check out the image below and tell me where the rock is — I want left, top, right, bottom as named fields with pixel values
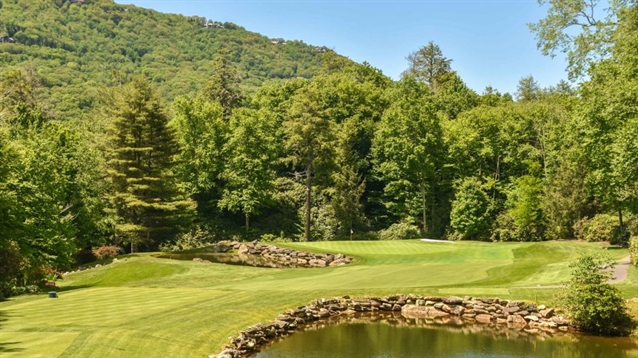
left=525, top=315, right=539, bottom=322
left=538, top=304, right=547, bottom=310
left=444, top=296, right=464, bottom=305
left=509, top=315, right=528, bottom=328
left=539, top=308, right=555, bottom=319
left=309, top=259, right=327, bottom=267
left=401, top=305, right=450, bottom=319
left=475, top=314, right=492, bottom=324
left=329, top=259, right=347, bottom=266
left=551, top=316, right=570, bottom=326
left=450, top=305, right=465, bottom=316
left=504, top=306, right=520, bottom=314
left=238, top=244, right=249, bottom=255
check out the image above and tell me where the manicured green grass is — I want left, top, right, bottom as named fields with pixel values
left=0, top=240, right=633, bottom=357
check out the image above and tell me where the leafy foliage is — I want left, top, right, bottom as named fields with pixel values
left=557, top=253, right=632, bottom=335
left=92, top=245, right=122, bottom=260
left=450, top=177, right=491, bottom=240
left=378, top=222, right=421, bottom=241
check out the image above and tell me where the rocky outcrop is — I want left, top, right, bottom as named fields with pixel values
left=203, top=241, right=354, bottom=268
left=209, top=294, right=571, bottom=358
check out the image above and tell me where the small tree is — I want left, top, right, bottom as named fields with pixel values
left=450, top=177, right=490, bottom=240
left=558, top=253, right=632, bottom=335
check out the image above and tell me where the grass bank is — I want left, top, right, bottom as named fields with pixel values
left=0, top=240, right=634, bottom=357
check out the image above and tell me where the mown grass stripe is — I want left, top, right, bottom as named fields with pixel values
left=0, top=240, right=630, bottom=358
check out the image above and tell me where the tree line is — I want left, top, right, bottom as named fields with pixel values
left=0, top=0, right=637, bottom=298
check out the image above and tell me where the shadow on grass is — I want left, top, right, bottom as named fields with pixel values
left=605, top=246, right=628, bottom=251
left=0, top=310, right=24, bottom=354
left=56, top=284, right=92, bottom=293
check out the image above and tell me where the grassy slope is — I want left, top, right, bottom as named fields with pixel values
left=0, top=240, right=634, bottom=357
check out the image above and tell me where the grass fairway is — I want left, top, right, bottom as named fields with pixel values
left=1, top=240, right=635, bottom=357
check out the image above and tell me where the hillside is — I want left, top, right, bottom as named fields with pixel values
left=0, top=0, right=335, bottom=119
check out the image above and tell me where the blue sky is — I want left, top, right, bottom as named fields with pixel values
left=116, top=0, right=569, bottom=95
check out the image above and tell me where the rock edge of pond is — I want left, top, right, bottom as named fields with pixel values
left=199, top=240, right=354, bottom=268
left=209, top=294, right=572, bottom=358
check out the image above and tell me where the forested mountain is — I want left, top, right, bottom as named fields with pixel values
left=1, top=0, right=637, bottom=299
left=0, top=0, right=332, bottom=120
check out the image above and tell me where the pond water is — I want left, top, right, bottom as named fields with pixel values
left=156, top=253, right=302, bottom=268
left=253, top=313, right=638, bottom=358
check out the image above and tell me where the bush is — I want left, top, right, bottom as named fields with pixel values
left=259, top=233, right=290, bottom=243
left=378, top=222, right=420, bottom=240
left=92, top=245, right=122, bottom=260
left=574, top=214, right=621, bottom=243
left=159, top=226, right=215, bottom=252
left=490, top=212, right=519, bottom=242
left=629, top=236, right=638, bottom=266
left=0, top=241, right=22, bottom=298
left=557, top=253, right=632, bottom=335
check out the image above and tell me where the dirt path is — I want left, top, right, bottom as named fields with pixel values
left=608, top=255, right=631, bottom=284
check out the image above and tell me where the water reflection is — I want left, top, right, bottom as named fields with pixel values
left=156, top=253, right=303, bottom=268
left=254, top=312, right=638, bottom=358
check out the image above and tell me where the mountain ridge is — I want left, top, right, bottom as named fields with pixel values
left=0, top=0, right=344, bottom=119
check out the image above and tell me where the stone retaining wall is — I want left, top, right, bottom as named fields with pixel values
left=204, top=241, right=354, bottom=268
left=210, top=294, right=571, bottom=358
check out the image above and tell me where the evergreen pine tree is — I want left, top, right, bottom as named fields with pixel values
left=107, top=76, right=195, bottom=251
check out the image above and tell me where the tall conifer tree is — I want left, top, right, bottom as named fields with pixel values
left=107, top=76, right=195, bottom=251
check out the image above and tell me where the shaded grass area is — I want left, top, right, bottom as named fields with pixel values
left=0, top=240, right=633, bottom=357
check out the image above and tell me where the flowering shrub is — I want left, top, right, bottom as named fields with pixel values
left=92, top=245, right=122, bottom=260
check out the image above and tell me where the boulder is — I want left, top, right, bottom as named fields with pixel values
left=475, top=314, right=492, bottom=324
left=524, top=315, right=539, bottom=322
left=238, top=244, right=249, bottom=255
left=401, top=305, right=450, bottom=319
left=444, top=296, right=464, bottom=305
left=509, top=315, right=528, bottom=328
left=539, top=308, right=555, bottom=319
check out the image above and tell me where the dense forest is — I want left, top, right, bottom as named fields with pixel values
left=0, top=0, right=637, bottom=298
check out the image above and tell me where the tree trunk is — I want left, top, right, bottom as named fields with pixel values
left=305, top=164, right=312, bottom=242
left=245, top=213, right=250, bottom=232
left=421, top=183, right=428, bottom=235
left=618, top=207, right=626, bottom=243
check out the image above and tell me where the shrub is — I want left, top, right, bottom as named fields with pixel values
left=92, top=245, right=122, bottom=260
left=574, top=214, right=621, bottom=243
left=629, top=236, right=638, bottom=266
left=160, top=226, right=215, bottom=252
left=490, top=212, right=519, bottom=242
left=259, top=233, right=290, bottom=243
left=378, top=222, right=420, bottom=240
left=0, top=241, right=22, bottom=298
left=557, top=253, right=632, bottom=335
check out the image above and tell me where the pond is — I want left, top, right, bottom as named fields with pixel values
left=252, top=313, right=638, bottom=358
left=156, top=253, right=304, bottom=268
